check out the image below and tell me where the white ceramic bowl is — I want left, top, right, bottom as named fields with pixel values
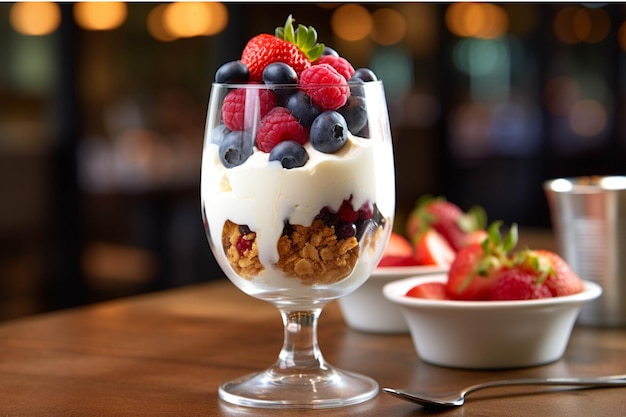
left=337, top=265, right=447, bottom=333
left=383, top=274, right=602, bottom=369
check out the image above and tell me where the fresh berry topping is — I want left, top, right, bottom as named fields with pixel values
left=269, top=140, right=309, bottom=169
left=262, top=62, right=298, bottom=85
left=338, top=95, right=368, bottom=135
left=350, top=68, right=378, bottom=83
left=240, top=15, right=324, bottom=82
left=285, top=90, right=322, bottom=128
left=321, top=46, right=339, bottom=57
left=215, top=60, right=250, bottom=83
left=219, top=131, right=254, bottom=168
left=314, top=55, right=355, bottom=81
left=221, top=88, right=276, bottom=131
left=310, top=111, right=348, bottom=153
left=300, top=64, right=350, bottom=111
left=255, top=107, right=308, bottom=153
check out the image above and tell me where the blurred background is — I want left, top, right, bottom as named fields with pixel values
left=1, top=2, right=625, bottom=321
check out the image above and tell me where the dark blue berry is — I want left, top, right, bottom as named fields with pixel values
left=322, top=46, right=339, bottom=57
left=318, top=207, right=340, bottom=228
left=262, top=62, right=298, bottom=85
left=286, top=91, right=322, bottom=128
left=310, top=111, right=348, bottom=154
left=215, top=61, right=249, bottom=83
left=349, top=68, right=378, bottom=83
left=219, top=131, right=254, bottom=168
left=269, top=140, right=309, bottom=169
left=210, top=124, right=231, bottom=145
left=338, top=95, right=368, bottom=135
left=336, top=222, right=357, bottom=239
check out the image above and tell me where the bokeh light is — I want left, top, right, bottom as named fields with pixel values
left=569, top=99, right=606, bottom=137
left=445, top=3, right=508, bottom=39
left=544, top=76, right=580, bottom=116
left=370, top=8, right=407, bottom=46
left=9, top=2, right=61, bottom=36
left=331, top=4, right=372, bottom=42
left=74, top=2, right=127, bottom=31
left=554, top=5, right=610, bottom=44
left=619, top=21, right=626, bottom=51
left=147, top=2, right=228, bottom=41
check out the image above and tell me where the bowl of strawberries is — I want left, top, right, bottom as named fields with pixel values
left=382, top=222, right=602, bottom=369
left=337, top=196, right=486, bottom=333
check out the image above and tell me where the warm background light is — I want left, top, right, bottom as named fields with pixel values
left=370, top=8, right=407, bottom=45
left=147, top=4, right=176, bottom=42
left=331, top=4, right=372, bottom=42
left=445, top=3, right=508, bottom=39
left=73, top=2, right=127, bottom=31
left=553, top=6, right=610, bottom=44
left=569, top=99, right=607, bottom=137
left=162, top=2, right=228, bottom=39
left=9, top=2, right=61, bottom=36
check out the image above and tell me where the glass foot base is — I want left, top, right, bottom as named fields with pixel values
left=218, top=364, right=378, bottom=409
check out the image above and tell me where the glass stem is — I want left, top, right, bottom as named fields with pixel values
left=275, top=307, right=326, bottom=372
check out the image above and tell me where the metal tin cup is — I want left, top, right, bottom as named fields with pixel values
left=544, top=176, right=626, bottom=327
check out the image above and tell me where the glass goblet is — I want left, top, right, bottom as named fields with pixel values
left=201, top=81, right=395, bottom=408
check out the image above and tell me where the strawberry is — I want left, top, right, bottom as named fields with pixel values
left=378, top=232, right=419, bottom=267
left=412, top=229, right=455, bottom=267
left=490, top=267, right=553, bottom=300
left=240, top=15, right=325, bottom=82
left=406, top=282, right=450, bottom=300
left=446, top=222, right=518, bottom=300
left=513, top=249, right=584, bottom=297
left=405, top=195, right=487, bottom=252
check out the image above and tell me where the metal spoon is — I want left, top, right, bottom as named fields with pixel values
left=383, top=375, right=626, bottom=408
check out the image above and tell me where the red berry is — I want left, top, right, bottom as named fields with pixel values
left=314, top=55, right=355, bottom=81
left=255, top=107, right=308, bottom=153
left=338, top=199, right=359, bottom=223
left=490, top=267, right=553, bottom=300
left=235, top=235, right=254, bottom=255
left=406, top=282, right=450, bottom=300
left=300, top=64, right=349, bottom=111
left=222, top=88, right=276, bottom=131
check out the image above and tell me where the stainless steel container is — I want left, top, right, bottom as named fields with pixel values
left=544, top=176, right=626, bottom=327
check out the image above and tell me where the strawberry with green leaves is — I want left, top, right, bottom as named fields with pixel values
left=406, top=195, right=487, bottom=252
left=446, top=221, right=518, bottom=300
left=511, top=249, right=585, bottom=297
left=240, top=14, right=325, bottom=82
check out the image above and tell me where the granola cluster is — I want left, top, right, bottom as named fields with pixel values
left=221, top=218, right=384, bottom=285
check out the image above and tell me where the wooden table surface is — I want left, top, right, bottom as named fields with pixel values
left=0, top=279, right=624, bottom=416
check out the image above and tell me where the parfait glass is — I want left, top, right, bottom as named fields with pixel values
left=200, top=81, right=395, bottom=408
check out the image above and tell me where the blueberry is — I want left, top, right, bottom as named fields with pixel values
left=349, top=68, right=378, bottom=83
left=210, top=124, right=231, bottom=145
left=269, top=140, right=309, bottom=169
left=336, top=222, right=357, bottom=239
left=322, top=46, right=339, bottom=57
left=310, top=111, right=348, bottom=153
left=262, top=62, right=298, bottom=85
left=286, top=91, right=322, bottom=128
left=317, top=207, right=340, bottom=228
left=219, top=131, right=254, bottom=168
left=338, top=95, right=368, bottom=135
left=215, top=61, right=249, bottom=83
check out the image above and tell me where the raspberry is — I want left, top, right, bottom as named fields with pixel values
left=314, top=55, right=355, bottom=81
left=255, top=107, right=308, bottom=153
left=221, top=88, right=276, bottom=131
left=300, top=64, right=349, bottom=111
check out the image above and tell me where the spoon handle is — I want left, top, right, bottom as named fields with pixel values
left=463, top=374, right=626, bottom=396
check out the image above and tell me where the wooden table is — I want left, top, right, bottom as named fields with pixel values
left=0, top=279, right=624, bottom=416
